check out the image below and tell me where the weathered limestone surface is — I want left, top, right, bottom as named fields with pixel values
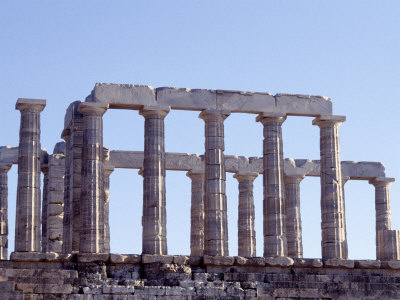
left=186, top=171, right=205, bottom=256
left=40, top=163, right=49, bottom=253
left=234, top=172, right=257, bottom=257
left=46, top=153, right=65, bottom=253
left=1, top=258, right=400, bottom=299
left=140, top=106, right=170, bottom=255
left=0, top=164, right=11, bottom=260
left=78, top=102, right=107, bottom=253
left=61, top=129, right=72, bottom=253
left=14, top=98, right=46, bottom=253
left=88, top=83, right=333, bottom=116
left=103, top=163, right=114, bottom=254
left=284, top=174, right=304, bottom=258
left=313, top=115, right=348, bottom=259
left=257, top=113, right=287, bottom=257
left=200, top=109, right=230, bottom=256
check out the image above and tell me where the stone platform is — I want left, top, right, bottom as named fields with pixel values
left=1, top=254, right=400, bottom=299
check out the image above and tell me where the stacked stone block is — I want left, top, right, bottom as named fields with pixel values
left=0, top=164, right=11, bottom=259
left=257, top=113, right=287, bottom=257
left=313, top=115, right=348, bottom=259
left=14, top=98, right=46, bottom=253
left=78, top=102, right=107, bottom=253
left=200, top=109, right=230, bottom=257
left=234, top=172, right=257, bottom=257
left=284, top=174, right=304, bottom=258
left=140, top=106, right=169, bottom=255
left=187, top=171, right=205, bottom=256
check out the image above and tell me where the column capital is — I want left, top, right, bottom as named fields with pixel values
left=312, top=115, right=346, bottom=128
left=284, top=174, right=305, bottom=184
left=104, top=165, right=115, bottom=176
left=256, top=112, right=286, bottom=125
left=103, top=147, right=110, bottom=163
left=16, top=98, right=46, bottom=112
left=78, top=102, right=108, bottom=116
left=61, top=128, right=71, bottom=140
left=199, top=109, right=230, bottom=121
left=41, top=164, right=49, bottom=175
left=233, top=172, right=258, bottom=182
left=369, top=177, right=395, bottom=187
left=186, top=171, right=204, bottom=180
left=139, top=105, right=170, bottom=118
left=0, top=164, right=12, bottom=173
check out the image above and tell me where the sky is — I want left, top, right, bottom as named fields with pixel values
left=0, top=1, right=399, bottom=259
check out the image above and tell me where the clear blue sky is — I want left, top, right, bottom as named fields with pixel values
left=1, top=1, right=399, bottom=259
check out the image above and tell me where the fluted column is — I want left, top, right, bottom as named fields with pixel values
left=78, top=102, right=107, bottom=253
left=313, top=115, right=347, bottom=259
left=41, top=165, right=49, bottom=252
left=257, top=113, right=287, bottom=257
left=187, top=171, right=205, bottom=256
left=140, top=106, right=170, bottom=255
left=15, top=98, right=46, bottom=253
left=103, top=165, right=114, bottom=254
left=234, top=172, right=258, bottom=257
left=199, top=109, right=230, bottom=256
left=0, top=164, right=12, bottom=260
left=46, top=154, right=65, bottom=253
left=61, top=129, right=72, bottom=253
left=284, top=174, right=304, bottom=258
left=369, top=177, right=395, bottom=260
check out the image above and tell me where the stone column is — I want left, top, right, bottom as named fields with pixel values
left=313, top=115, right=347, bottom=259
left=139, top=106, right=170, bottom=255
left=199, top=109, right=230, bottom=256
left=46, top=154, right=65, bottom=253
left=234, top=172, right=258, bottom=258
left=41, top=165, right=49, bottom=252
left=61, top=129, right=72, bottom=253
left=369, top=177, right=395, bottom=260
left=284, top=174, right=304, bottom=258
left=70, top=102, right=84, bottom=252
left=103, top=165, right=114, bottom=254
left=15, top=98, right=46, bottom=253
left=78, top=102, right=107, bottom=253
left=257, top=113, right=287, bottom=257
left=187, top=171, right=205, bottom=257
left=0, top=164, right=12, bottom=260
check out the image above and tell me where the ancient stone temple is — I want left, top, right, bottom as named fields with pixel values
left=0, top=83, right=399, bottom=299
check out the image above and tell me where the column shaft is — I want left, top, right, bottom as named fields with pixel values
left=79, top=102, right=107, bottom=253
left=140, top=107, right=169, bottom=255
left=234, top=173, right=257, bottom=257
left=0, top=165, right=12, bottom=259
left=313, top=115, right=347, bottom=259
left=15, top=98, right=46, bottom=252
left=187, top=172, right=205, bottom=256
left=103, top=166, right=114, bottom=254
left=200, top=110, right=230, bottom=256
left=41, top=166, right=49, bottom=252
left=62, top=130, right=72, bottom=253
left=284, top=175, right=304, bottom=258
left=46, top=154, right=65, bottom=253
left=257, top=113, right=287, bottom=257
left=369, top=177, right=395, bottom=260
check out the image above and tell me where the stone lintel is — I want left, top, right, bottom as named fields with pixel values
left=312, top=115, right=346, bottom=127
left=0, top=163, right=12, bottom=172
left=16, top=98, right=46, bottom=112
left=78, top=102, right=108, bottom=116
left=92, top=83, right=333, bottom=116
